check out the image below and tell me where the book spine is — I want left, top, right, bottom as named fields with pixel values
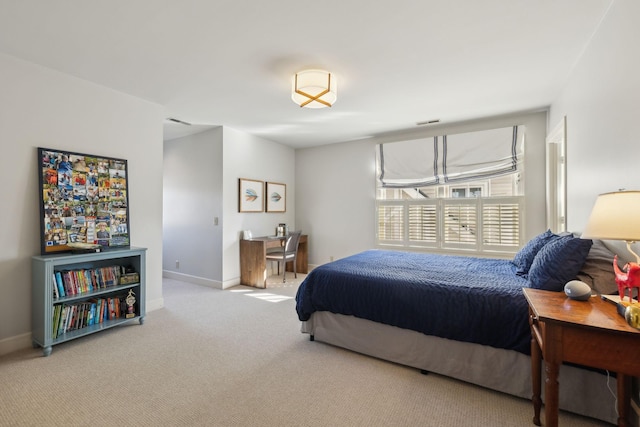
left=59, top=305, right=70, bottom=335
left=52, top=274, right=58, bottom=299
left=52, top=304, right=61, bottom=339
left=55, top=271, right=65, bottom=298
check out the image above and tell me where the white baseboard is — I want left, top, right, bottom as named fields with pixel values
left=0, top=332, right=32, bottom=357
left=163, top=270, right=223, bottom=289
left=221, top=277, right=240, bottom=289
left=146, top=297, right=164, bottom=312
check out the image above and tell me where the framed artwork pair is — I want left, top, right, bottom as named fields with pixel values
left=238, top=178, right=286, bottom=213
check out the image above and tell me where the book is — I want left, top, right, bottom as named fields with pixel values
left=52, top=304, right=62, bottom=338
left=52, top=274, right=58, bottom=299
left=55, top=271, right=65, bottom=298
left=58, top=305, right=70, bottom=336
left=114, top=297, right=120, bottom=318
left=62, top=271, right=74, bottom=295
left=88, top=302, right=96, bottom=325
left=98, top=298, right=105, bottom=323
left=108, top=298, right=115, bottom=320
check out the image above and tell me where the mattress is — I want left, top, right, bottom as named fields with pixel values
left=296, top=249, right=531, bottom=354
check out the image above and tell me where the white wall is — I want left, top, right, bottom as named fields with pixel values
left=549, top=0, right=640, bottom=232
left=163, top=127, right=223, bottom=287
left=162, top=126, right=295, bottom=289
left=0, top=53, right=164, bottom=355
left=221, top=127, right=296, bottom=287
left=296, top=111, right=548, bottom=267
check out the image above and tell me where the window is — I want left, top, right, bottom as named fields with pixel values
left=376, top=126, right=525, bottom=255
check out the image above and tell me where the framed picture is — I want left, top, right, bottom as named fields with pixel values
left=238, top=178, right=264, bottom=212
left=266, top=182, right=286, bottom=213
left=37, top=147, right=131, bottom=255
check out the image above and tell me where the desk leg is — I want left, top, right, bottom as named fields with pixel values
left=531, top=335, right=542, bottom=426
left=617, top=373, right=630, bottom=427
left=544, top=360, right=560, bottom=427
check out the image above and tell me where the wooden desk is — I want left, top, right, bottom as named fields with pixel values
left=239, top=234, right=308, bottom=288
left=523, top=288, right=640, bottom=427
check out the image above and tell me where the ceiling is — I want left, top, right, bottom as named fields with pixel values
left=0, top=1, right=613, bottom=149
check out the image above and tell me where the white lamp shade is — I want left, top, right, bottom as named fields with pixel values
left=292, top=69, right=337, bottom=108
left=582, top=191, right=640, bottom=241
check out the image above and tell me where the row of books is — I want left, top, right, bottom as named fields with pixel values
left=52, top=265, right=125, bottom=299
left=52, top=294, right=128, bottom=339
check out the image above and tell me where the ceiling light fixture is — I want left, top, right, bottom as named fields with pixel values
left=292, top=69, right=337, bottom=108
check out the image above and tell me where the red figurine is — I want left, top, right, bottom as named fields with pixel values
left=613, top=255, right=640, bottom=302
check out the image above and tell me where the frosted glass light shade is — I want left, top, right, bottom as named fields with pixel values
left=291, top=69, right=337, bottom=108
left=582, top=191, right=640, bottom=241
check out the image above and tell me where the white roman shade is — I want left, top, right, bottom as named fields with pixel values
left=377, top=137, right=439, bottom=188
left=378, top=126, right=523, bottom=188
left=443, top=126, right=522, bottom=183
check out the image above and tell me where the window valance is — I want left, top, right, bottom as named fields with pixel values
left=377, top=125, right=524, bottom=188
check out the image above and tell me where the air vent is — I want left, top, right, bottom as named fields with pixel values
left=416, top=119, right=440, bottom=126
left=166, top=117, right=192, bottom=126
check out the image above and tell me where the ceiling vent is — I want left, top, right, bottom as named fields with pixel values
left=166, top=117, right=192, bottom=126
left=416, top=119, right=441, bottom=126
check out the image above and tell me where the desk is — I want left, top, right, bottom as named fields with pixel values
left=240, top=234, right=308, bottom=288
left=523, top=288, right=640, bottom=427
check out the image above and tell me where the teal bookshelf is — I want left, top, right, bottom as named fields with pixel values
left=32, top=247, right=146, bottom=356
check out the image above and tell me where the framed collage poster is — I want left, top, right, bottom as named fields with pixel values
left=38, top=147, right=131, bottom=255
left=266, top=182, right=286, bottom=213
left=238, top=178, right=264, bottom=212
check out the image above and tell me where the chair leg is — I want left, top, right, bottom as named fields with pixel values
left=282, top=253, right=286, bottom=283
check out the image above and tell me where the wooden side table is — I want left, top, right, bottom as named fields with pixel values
left=523, top=288, right=640, bottom=427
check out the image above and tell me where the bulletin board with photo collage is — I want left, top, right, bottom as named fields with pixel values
left=38, top=147, right=131, bottom=255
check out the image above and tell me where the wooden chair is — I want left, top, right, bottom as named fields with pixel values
left=266, top=230, right=302, bottom=283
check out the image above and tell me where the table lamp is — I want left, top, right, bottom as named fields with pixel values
left=582, top=190, right=640, bottom=263
left=582, top=191, right=640, bottom=328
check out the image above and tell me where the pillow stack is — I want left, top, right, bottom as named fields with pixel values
left=575, top=239, right=619, bottom=295
left=512, top=230, right=593, bottom=292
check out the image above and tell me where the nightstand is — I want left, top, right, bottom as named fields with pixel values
left=523, top=288, right=640, bottom=427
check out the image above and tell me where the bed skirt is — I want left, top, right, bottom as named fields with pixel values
left=301, top=311, right=617, bottom=424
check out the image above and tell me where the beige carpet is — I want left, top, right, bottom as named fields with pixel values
left=0, top=275, right=612, bottom=426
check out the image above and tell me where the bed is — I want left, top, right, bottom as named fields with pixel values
left=295, top=233, right=622, bottom=424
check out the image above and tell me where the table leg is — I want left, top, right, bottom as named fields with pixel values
left=617, top=373, right=630, bottom=427
left=544, top=360, right=560, bottom=427
left=531, top=335, right=542, bottom=426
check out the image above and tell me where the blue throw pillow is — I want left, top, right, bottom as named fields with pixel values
left=512, top=229, right=557, bottom=277
left=527, top=235, right=593, bottom=292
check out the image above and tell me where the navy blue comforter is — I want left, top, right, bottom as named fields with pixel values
left=295, top=250, right=532, bottom=354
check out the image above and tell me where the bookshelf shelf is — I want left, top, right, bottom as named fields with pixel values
left=32, top=247, right=146, bottom=356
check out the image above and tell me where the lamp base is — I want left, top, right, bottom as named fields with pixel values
left=625, top=303, right=640, bottom=329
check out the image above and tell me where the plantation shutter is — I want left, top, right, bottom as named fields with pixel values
left=482, top=199, right=521, bottom=248
left=377, top=203, right=404, bottom=242
left=443, top=200, right=478, bottom=247
left=408, top=202, right=437, bottom=244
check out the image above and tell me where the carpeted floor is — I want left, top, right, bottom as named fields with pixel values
left=0, top=275, right=612, bottom=426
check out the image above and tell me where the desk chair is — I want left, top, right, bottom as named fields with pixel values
left=265, top=230, right=302, bottom=283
